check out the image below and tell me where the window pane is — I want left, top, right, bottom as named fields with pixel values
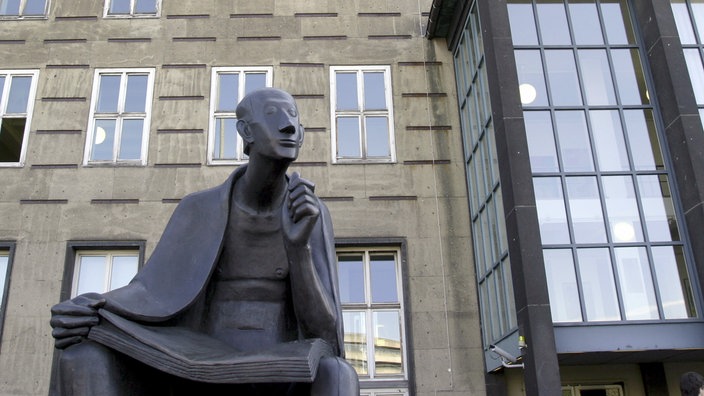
left=638, top=175, right=680, bottom=242
left=363, top=72, right=386, bottom=110
left=534, top=177, right=570, bottom=245
left=624, top=110, right=663, bottom=171
left=569, top=2, right=603, bottom=45
left=578, top=49, right=617, bottom=105
left=0, top=76, right=5, bottom=99
left=337, top=117, right=361, bottom=158
left=0, top=255, right=7, bottom=303
left=537, top=2, right=571, bottom=45
left=614, top=247, right=658, bottom=320
left=0, top=118, right=26, bottom=162
left=692, top=1, right=704, bottom=44
left=76, top=256, right=107, bottom=296
left=365, top=117, right=390, bottom=158
left=109, top=0, right=130, bottom=14
left=565, top=177, right=607, bottom=244
left=370, top=254, right=397, bottom=303
left=218, top=74, right=239, bottom=112
left=602, top=176, right=644, bottom=243
left=118, top=119, right=144, bottom=160
left=213, top=118, right=238, bottom=160
left=110, top=255, right=138, bottom=290
left=244, top=73, right=267, bottom=95
left=601, top=1, right=634, bottom=45
left=7, top=76, right=31, bottom=113
left=543, top=249, right=582, bottom=322
left=684, top=49, right=704, bottom=105
left=23, top=0, right=46, bottom=15
left=652, top=246, right=695, bottom=319
left=545, top=50, right=582, bottom=106
left=611, top=49, right=648, bottom=105
left=97, top=75, right=121, bottom=113
left=577, top=248, right=621, bottom=321
left=338, top=255, right=365, bottom=304
left=135, top=0, right=157, bottom=14
left=342, top=311, right=368, bottom=375
left=589, top=110, right=630, bottom=171
left=515, top=50, right=549, bottom=107
left=373, top=311, right=403, bottom=375
left=0, top=0, right=20, bottom=15
left=124, top=74, right=148, bottom=113
left=555, top=110, right=594, bottom=172
left=507, top=3, right=538, bottom=45
left=91, top=119, right=116, bottom=161
left=336, top=73, right=358, bottom=111
left=524, top=111, right=559, bottom=172
left=672, top=1, right=697, bottom=45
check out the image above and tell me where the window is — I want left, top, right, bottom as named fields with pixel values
left=84, top=69, right=155, bottom=165
left=337, top=247, right=407, bottom=391
left=71, top=251, right=139, bottom=297
left=330, top=66, right=395, bottom=163
left=671, top=0, right=704, bottom=127
left=0, top=244, right=14, bottom=351
left=104, top=0, right=159, bottom=17
left=207, top=67, right=272, bottom=165
left=0, top=0, right=47, bottom=17
left=0, top=70, right=38, bottom=166
left=361, top=390, right=408, bottom=396
left=562, top=384, right=623, bottom=396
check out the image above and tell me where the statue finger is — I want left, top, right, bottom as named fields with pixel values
left=288, top=171, right=315, bottom=193
left=51, top=303, right=98, bottom=316
left=55, top=336, right=85, bottom=350
left=52, top=326, right=90, bottom=339
left=50, top=315, right=99, bottom=329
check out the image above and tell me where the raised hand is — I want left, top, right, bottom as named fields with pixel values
left=282, top=172, right=320, bottom=246
left=49, top=292, right=105, bottom=349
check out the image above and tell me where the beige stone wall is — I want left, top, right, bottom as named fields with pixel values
left=0, top=1, right=483, bottom=395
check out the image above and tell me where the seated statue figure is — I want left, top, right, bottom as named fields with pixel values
left=50, top=88, right=360, bottom=396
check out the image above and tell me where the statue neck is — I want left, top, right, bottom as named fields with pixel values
left=235, top=157, right=290, bottom=214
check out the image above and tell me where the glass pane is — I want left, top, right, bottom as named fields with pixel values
left=338, top=255, right=365, bottom=304
left=218, top=74, right=239, bottom=112
left=534, top=177, right=571, bottom=245
left=91, top=119, right=116, bottom=161
left=638, top=175, right=680, bottom=242
left=515, top=50, right=549, bottom=107
left=124, top=74, right=148, bottom=113
left=342, top=311, right=368, bottom=376
left=614, top=247, right=658, bottom=320
left=0, top=256, right=8, bottom=303
left=611, top=49, right=648, bottom=105
left=213, top=118, right=238, bottom=160
left=578, top=50, right=617, bottom=105
left=0, top=0, right=20, bottom=15
left=565, top=177, right=607, bottom=244
left=365, top=117, right=390, bottom=158
left=494, top=264, right=508, bottom=333
left=370, top=254, right=398, bottom=303
left=0, top=76, right=5, bottom=99
left=479, top=283, right=492, bottom=344
left=336, top=72, right=358, bottom=111
left=373, top=311, right=403, bottom=375
left=337, top=117, right=361, bottom=158
left=76, top=256, right=107, bottom=296
left=466, top=88, right=481, bottom=146
left=508, top=3, right=538, bottom=45
left=545, top=50, right=582, bottom=106
left=0, top=118, right=26, bottom=162
left=363, top=72, right=386, bottom=110
left=577, top=248, right=621, bottom=321
left=601, top=1, right=634, bottom=45
left=555, top=110, right=594, bottom=172
left=245, top=73, right=267, bottom=95
left=652, top=246, right=695, bottom=319
left=624, top=110, right=663, bottom=171
left=97, top=75, right=121, bottom=113
left=135, top=0, right=157, bottom=14
left=537, top=2, right=571, bottom=45
left=684, top=49, right=704, bottom=105
left=524, top=111, right=559, bottom=172
left=118, top=119, right=144, bottom=160
left=7, top=76, right=31, bottom=113
left=109, top=0, right=130, bottom=14
left=589, top=110, right=630, bottom=171
left=603, top=176, right=644, bottom=243
left=692, top=1, right=704, bottom=44
left=672, top=1, right=697, bottom=45
left=502, top=258, right=517, bottom=329
left=23, top=0, right=46, bottom=15
left=569, top=2, right=604, bottom=45
left=543, top=249, right=582, bottom=322
left=487, top=271, right=501, bottom=340
left=110, top=255, right=138, bottom=290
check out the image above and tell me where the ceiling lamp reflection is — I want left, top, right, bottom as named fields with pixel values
left=95, top=126, right=107, bottom=145
left=613, top=222, right=636, bottom=242
left=519, top=83, right=537, bottom=104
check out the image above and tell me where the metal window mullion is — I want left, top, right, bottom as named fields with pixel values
left=570, top=247, right=589, bottom=322
left=104, top=253, right=114, bottom=292
left=130, top=0, right=137, bottom=15
left=363, top=251, right=375, bottom=378
left=607, top=245, right=627, bottom=321
left=357, top=71, right=368, bottom=159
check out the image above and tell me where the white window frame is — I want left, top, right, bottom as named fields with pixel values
left=207, top=66, right=273, bottom=165
left=84, top=68, right=155, bottom=166
left=71, top=250, right=139, bottom=298
left=0, top=0, right=49, bottom=18
left=330, top=65, right=396, bottom=164
left=337, top=247, right=408, bottom=389
left=0, top=69, right=38, bottom=167
left=104, top=0, right=160, bottom=18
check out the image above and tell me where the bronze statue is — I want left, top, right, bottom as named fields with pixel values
left=50, top=88, right=359, bottom=395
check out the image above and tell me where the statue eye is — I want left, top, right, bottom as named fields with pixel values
left=264, top=106, right=277, bottom=115
left=288, top=108, right=298, bottom=117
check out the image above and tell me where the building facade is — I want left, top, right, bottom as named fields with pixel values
left=0, top=1, right=483, bottom=395
left=428, top=0, right=704, bottom=395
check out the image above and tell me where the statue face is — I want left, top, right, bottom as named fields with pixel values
left=246, top=92, right=302, bottom=161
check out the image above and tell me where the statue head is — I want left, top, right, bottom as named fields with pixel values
left=236, top=88, right=304, bottom=161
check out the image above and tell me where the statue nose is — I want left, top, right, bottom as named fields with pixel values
left=279, top=124, right=296, bottom=134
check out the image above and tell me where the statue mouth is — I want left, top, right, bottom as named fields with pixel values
left=279, top=139, right=298, bottom=147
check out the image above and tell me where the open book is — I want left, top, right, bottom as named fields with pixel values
left=87, top=309, right=333, bottom=384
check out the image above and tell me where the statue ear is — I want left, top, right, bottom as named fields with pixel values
left=298, top=124, right=305, bottom=147
left=237, top=119, right=254, bottom=145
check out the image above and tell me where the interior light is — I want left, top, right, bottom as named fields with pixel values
left=95, top=126, right=107, bottom=145
left=519, top=83, right=537, bottom=104
left=613, top=222, right=636, bottom=242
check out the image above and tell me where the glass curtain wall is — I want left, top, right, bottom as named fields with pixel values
left=454, top=1, right=516, bottom=347
left=671, top=0, right=704, bottom=127
left=508, top=0, right=697, bottom=323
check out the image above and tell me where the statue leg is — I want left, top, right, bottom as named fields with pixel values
left=310, top=356, right=360, bottom=396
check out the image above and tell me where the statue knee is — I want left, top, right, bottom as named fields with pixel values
left=59, top=341, right=112, bottom=370
left=312, top=357, right=359, bottom=396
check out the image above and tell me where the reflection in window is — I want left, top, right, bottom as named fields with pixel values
left=0, top=0, right=47, bottom=17
left=85, top=69, right=154, bottom=165
left=72, top=252, right=139, bottom=297
left=0, top=71, right=38, bottom=165
left=106, top=0, right=159, bottom=16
